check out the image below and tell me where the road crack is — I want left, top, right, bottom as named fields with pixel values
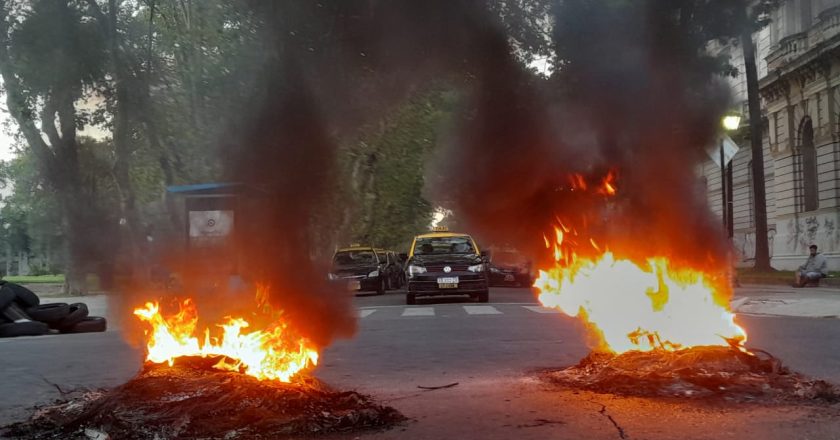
left=590, top=400, right=627, bottom=439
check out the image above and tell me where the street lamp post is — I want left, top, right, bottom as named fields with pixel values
left=720, top=141, right=726, bottom=230
left=727, top=158, right=734, bottom=239
left=720, top=114, right=741, bottom=289
left=721, top=115, right=741, bottom=239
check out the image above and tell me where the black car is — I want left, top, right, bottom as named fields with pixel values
left=329, top=247, right=389, bottom=295
left=404, top=231, right=489, bottom=304
left=488, top=249, right=535, bottom=287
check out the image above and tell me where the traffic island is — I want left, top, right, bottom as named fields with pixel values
left=539, top=346, right=840, bottom=403
left=1, top=357, right=406, bottom=440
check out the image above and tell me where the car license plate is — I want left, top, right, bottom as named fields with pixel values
left=437, top=277, right=458, bottom=288
left=504, top=274, right=515, bottom=282
left=347, top=280, right=361, bottom=291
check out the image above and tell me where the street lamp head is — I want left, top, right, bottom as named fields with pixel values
left=722, top=114, right=741, bottom=131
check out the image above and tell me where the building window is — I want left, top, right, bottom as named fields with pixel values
left=798, top=116, right=819, bottom=212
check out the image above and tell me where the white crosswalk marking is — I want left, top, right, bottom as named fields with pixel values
left=402, top=307, right=435, bottom=317
left=463, top=305, right=502, bottom=315
left=358, top=309, right=377, bottom=318
left=523, top=305, right=561, bottom=314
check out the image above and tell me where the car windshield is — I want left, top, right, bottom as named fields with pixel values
left=413, top=236, right=476, bottom=255
left=333, top=250, right=377, bottom=266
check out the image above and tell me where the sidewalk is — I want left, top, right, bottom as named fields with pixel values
left=732, top=284, right=840, bottom=319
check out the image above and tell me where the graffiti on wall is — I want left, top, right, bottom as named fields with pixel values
left=784, top=214, right=840, bottom=254
left=735, top=227, right=776, bottom=262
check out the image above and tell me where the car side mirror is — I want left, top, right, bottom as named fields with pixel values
left=480, top=250, right=490, bottom=260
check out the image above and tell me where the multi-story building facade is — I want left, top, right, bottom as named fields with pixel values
left=705, top=0, right=840, bottom=270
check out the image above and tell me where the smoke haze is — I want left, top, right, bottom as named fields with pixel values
left=430, top=1, right=734, bottom=277
left=120, top=0, right=738, bottom=348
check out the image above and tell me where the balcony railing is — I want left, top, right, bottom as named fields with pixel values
left=766, top=6, right=840, bottom=71
left=767, top=32, right=808, bottom=71
left=810, top=6, right=840, bottom=46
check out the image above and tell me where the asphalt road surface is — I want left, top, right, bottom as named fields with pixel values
left=1, top=287, right=839, bottom=439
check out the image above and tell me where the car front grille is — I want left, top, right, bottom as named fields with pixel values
left=425, top=264, right=471, bottom=272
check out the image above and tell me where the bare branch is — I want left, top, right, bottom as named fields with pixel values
left=0, top=0, right=54, bottom=164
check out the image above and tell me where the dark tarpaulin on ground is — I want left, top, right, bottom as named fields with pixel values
left=541, top=346, right=840, bottom=403
left=1, top=357, right=405, bottom=439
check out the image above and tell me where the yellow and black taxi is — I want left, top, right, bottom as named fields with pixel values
left=329, top=246, right=389, bottom=295
left=405, top=227, right=489, bottom=305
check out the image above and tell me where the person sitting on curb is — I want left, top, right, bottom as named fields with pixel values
left=794, top=244, right=828, bottom=287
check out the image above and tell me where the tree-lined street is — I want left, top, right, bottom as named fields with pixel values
left=3, top=1, right=840, bottom=438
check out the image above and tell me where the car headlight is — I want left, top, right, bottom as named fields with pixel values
left=468, top=264, right=484, bottom=273
left=368, top=270, right=379, bottom=278
left=328, top=273, right=338, bottom=281
left=408, top=265, right=427, bottom=278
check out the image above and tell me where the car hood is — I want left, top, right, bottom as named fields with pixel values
left=411, top=254, right=482, bottom=265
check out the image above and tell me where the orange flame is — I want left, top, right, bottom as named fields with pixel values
left=133, top=287, right=318, bottom=382
left=535, top=224, right=746, bottom=353
left=534, top=171, right=746, bottom=353
left=598, top=170, right=617, bottom=196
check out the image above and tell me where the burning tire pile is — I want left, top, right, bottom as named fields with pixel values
left=2, top=357, right=405, bottom=440
left=0, top=281, right=106, bottom=337
left=1, top=292, right=404, bottom=439
left=540, top=346, right=840, bottom=403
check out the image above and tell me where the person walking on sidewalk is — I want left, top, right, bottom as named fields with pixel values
left=794, top=244, right=828, bottom=287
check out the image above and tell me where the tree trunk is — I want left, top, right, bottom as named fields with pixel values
left=741, top=29, right=772, bottom=271
left=108, top=0, right=145, bottom=277
left=0, top=0, right=114, bottom=293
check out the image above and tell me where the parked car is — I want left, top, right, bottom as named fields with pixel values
left=329, top=246, right=389, bottom=295
left=404, top=227, right=489, bottom=305
left=488, top=248, right=535, bottom=287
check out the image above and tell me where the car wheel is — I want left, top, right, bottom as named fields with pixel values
left=61, top=316, right=107, bottom=334
left=478, top=291, right=489, bottom=303
left=26, top=303, right=72, bottom=324
left=53, top=303, right=89, bottom=330
left=0, top=321, right=49, bottom=337
left=406, top=293, right=416, bottom=305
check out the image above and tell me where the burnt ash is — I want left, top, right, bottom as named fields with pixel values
left=1, top=357, right=405, bottom=440
left=540, top=347, right=840, bottom=403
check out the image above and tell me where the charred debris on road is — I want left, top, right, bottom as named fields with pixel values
left=540, top=346, right=840, bottom=404
left=1, top=357, right=405, bottom=440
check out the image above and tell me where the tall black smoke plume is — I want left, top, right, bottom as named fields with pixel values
left=215, top=1, right=540, bottom=346
left=431, top=1, right=735, bottom=274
